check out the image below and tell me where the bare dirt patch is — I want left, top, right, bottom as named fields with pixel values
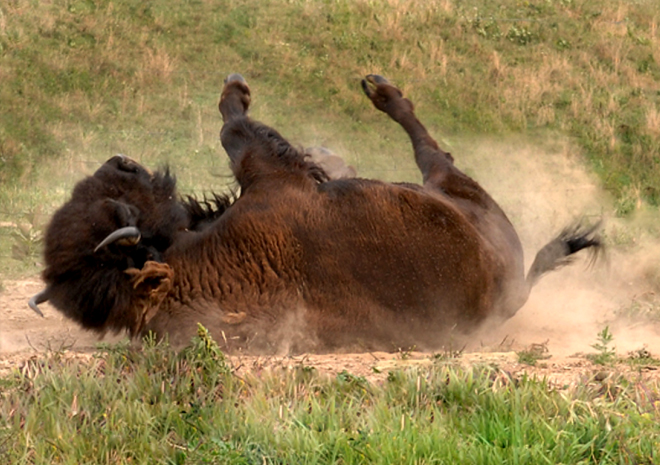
left=0, top=277, right=124, bottom=355
left=2, top=275, right=660, bottom=388
left=228, top=350, right=660, bottom=389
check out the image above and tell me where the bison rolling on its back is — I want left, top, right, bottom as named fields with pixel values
left=30, top=74, right=600, bottom=352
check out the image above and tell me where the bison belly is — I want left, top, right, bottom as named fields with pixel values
left=296, top=187, right=501, bottom=350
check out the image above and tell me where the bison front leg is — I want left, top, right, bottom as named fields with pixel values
left=218, top=73, right=285, bottom=168
left=361, top=75, right=491, bottom=207
left=218, top=74, right=253, bottom=164
left=218, top=74, right=328, bottom=189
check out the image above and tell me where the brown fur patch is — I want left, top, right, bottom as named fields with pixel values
left=125, top=261, right=174, bottom=336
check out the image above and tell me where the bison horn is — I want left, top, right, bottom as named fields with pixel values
left=28, top=289, right=49, bottom=317
left=94, top=226, right=141, bottom=252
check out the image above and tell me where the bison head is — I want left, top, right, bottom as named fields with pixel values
left=31, top=155, right=188, bottom=335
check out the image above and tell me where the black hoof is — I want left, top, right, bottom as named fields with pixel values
left=365, top=74, right=389, bottom=85
left=361, top=74, right=391, bottom=97
left=224, top=73, right=247, bottom=85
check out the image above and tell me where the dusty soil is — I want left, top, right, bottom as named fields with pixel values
left=2, top=276, right=660, bottom=389
left=0, top=277, right=126, bottom=354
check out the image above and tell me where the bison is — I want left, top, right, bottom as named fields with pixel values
left=29, top=74, right=600, bottom=353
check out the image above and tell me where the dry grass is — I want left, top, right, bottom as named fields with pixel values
left=137, top=47, right=176, bottom=85
left=646, top=106, right=660, bottom=137
left=1, top=0, right=660, bottom=271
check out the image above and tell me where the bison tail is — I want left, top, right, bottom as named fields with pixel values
left=525, top=220, right=603, bottom=287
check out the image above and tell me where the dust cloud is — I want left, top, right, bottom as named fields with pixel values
left=290, top=131, right=660, bottom=358
left=454, top=135, right=660, bottom=357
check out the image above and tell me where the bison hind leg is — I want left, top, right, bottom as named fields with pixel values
left=361, top=75, right=466, bottom=194
left=219, top=73, right=251, bottom=122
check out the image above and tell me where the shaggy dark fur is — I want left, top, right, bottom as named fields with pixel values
left=183, top=192, right=236, bottom=231
left=33, top=74, right=601, bottom=352
left=41, top=157, right=189, bottom=333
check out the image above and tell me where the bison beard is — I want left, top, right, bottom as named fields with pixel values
left=30, top=74, right=601, bottom=353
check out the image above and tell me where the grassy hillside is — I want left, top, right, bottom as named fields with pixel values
left=2, top=0, right=659, bottom=200
left=0, top=0, right=659, bottom=277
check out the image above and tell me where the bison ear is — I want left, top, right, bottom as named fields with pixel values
left=124, top=261, right=174, bottom=336
left=105, top=199, right=140, bottom=225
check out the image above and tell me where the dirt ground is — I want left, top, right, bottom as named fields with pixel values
left=2, top=275, right=660, bottom=389
left=0, top=277, right=126, bottom=354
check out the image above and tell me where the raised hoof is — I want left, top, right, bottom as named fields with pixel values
left=219, top=73, right=252, bottom=121
left=224, top=73, right=247, bottom=85
left=366, top=74, right=390, bottom=85
left=361, top=74, right=391, bottom=98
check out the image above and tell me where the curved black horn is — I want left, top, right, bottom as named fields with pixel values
left=28, top=289, right=49, bottom=317
left=94, top=226, right=141, bottom=252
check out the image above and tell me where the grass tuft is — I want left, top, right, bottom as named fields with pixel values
left=587, top=326, right=617, bottom=365
left=517, top=341, right=551, bottom=366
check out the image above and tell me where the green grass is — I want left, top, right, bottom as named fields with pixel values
left=2, top=0, right=660, bottom=198
left=1, top=328, right=659, bottom=464
left=516, top=341, right=550, bottom=367
left=2, top=0, right=660, bottom=277
left=586, top=326, right=618, bottom=366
